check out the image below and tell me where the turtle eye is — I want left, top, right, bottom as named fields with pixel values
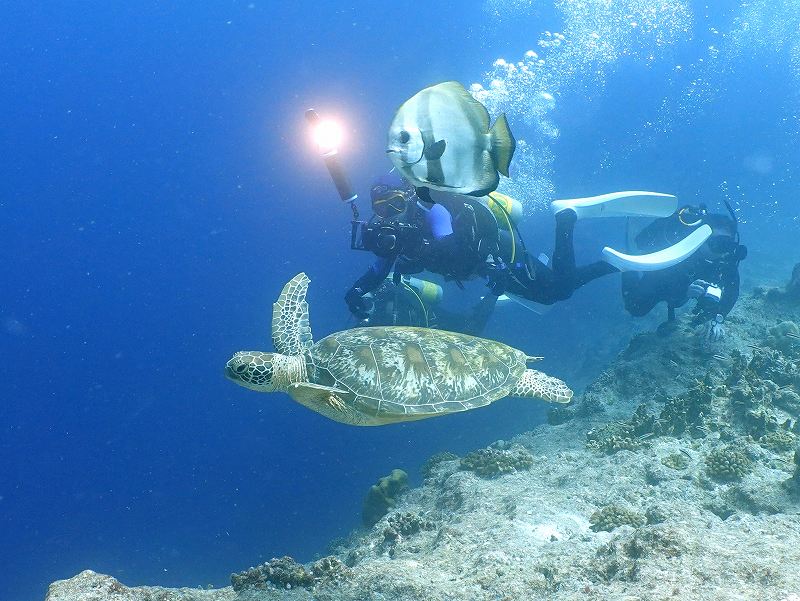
left=235, top=364, right=248, bottom=374
left=399, top=130, right=411, bottom=144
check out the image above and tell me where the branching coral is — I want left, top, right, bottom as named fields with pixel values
left=704, top=446, right=752, bottom=481
left=231, top=556, right=315, bottom=591
left=460, top=446, right=534, bottom=477
left=589, top=505, right=646, bottom=532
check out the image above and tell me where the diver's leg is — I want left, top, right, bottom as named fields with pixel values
left=573, top=261, right=618, bottom=289
left=551, top=208, right=577, bottom=276
left=503, top=255, right=564, bottom=304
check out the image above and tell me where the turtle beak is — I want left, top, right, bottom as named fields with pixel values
left=224, top=364, right=237, bottom=380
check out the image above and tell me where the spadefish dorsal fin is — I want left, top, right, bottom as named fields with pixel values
left=272, top=273, right=313, bottom=355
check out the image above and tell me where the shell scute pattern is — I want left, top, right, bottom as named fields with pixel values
left=311, top=326, right=526, bottom=416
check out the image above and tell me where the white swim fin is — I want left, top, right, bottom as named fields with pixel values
left=495, top=293, right=552, bottom=315
left=602, top=224, right=712, bottom=272
left=551, top=191, right=678, bottom=219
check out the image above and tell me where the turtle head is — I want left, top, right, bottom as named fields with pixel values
left=225, top=351, right=279, bottom=392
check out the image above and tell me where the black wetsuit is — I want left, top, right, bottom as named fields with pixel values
left=621, top=213, right=742, bottom=322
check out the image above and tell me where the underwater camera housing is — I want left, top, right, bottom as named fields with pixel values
left=351, top=218, right=423, bottom=258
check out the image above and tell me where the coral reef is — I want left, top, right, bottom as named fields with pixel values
left=547, top=394, right=605, bottom=424
left=420, top=451, right=458, bottom=480
left=660, top=452, right=689, bottom=470
left=586, top=405, right=656, bottom=454
left=382, top=512, right=436, bottom=553
left=704, top=445, right=752, bottom=481
left=309, top=556, right=352, bottom=583
left=789, top=263, right=800, bottom=299
left=362, top=468, right=408, bottom=527
left=230, top=556, right=314, bottom=591
left=765, top=262, right=800, bottom=302
left=784, top=449, right=800, bottom=495
left=385, top=513, right=434, bottom=540
left=759, top=430, right=796, bottom=452
left=655, top=378, right=715, bottom=438
left=644, top=505, right=669, bottom=525
left=766, top=321, right=800, bottom=354
left=459, top=446, right=534, bottom=477
left=589, top=504, right=646, bottom=532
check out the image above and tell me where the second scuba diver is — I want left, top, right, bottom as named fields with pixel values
left=621, top=202, right=747, bottom=340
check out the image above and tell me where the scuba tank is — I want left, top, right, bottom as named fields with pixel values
left=486, top=192, right=523, bottom=231
left=406, top=276, right=443, bottom=305
left=388, top=273, right=443, bottom=305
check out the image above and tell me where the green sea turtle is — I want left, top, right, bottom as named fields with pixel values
left=225, top=273, right=572, bottom=425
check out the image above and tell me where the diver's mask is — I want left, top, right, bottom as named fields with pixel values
left=706, top=235, right=748, bottom=262
left=371, top=185, right=414, bottom=219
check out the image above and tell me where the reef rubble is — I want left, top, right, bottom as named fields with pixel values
left=45, top=266, right=800, bottom=601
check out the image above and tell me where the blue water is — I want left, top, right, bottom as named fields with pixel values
left=1, top=2, right=798, bottom=600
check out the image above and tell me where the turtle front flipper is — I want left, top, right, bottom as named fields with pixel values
left=272, top=273, right=314, bottom=355
left=288, top=383, right=364, bottom=425
left=512, top=369, right=573, bottom=404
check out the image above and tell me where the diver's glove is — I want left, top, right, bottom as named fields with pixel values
left=688, top=279, right=722, bottom=302
left=345, top=287, right=371, bottom=320
left=706, top=313, right=725, bottom=342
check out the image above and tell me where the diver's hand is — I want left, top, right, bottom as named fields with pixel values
left=706, top=314, right=725, bottom=342
left=486, top=261, right=508, bottom=297
left=688, top=279, right=714, bottom=299
left=345, top=287, right=370, bottom=320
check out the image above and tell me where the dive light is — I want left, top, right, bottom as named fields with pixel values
left=305, top=108, right=357, bottom=203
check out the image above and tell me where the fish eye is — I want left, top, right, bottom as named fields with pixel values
left=399, top=130, right=410, bottom=144
left=235, top=364, right=248, bottom=374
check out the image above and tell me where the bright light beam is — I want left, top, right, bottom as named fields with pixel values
left=314, top=120, right=343, bottom=154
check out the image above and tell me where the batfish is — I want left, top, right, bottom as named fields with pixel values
left=386, top=81, right=516, bottom=197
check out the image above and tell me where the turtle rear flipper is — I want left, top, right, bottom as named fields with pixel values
left=272, top=273, right=314, bottom=355
left=512, top=369, right=572, bottom=404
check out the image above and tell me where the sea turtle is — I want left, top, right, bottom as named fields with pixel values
left=225, top=273, right=572, bottom=425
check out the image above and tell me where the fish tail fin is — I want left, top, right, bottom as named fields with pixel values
left=489, top=113, right=516, bottom=177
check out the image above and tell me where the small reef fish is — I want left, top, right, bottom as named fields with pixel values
left=386, top=81, right=516, bottom=197
left=712, top=354, right=729, bottom=362
left=785, top=331, right=800, bottom=340
left=746, top=343, right=763, bottom=352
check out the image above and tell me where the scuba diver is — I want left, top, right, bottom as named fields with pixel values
left=344, top=173, right=705, bottom=322
left=621, top=202, right=747, bottom=340
left=345, top=172, right=503, bottom=329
